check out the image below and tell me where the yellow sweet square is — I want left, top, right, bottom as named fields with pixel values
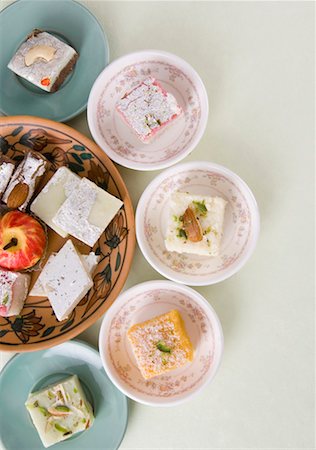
left=127, top=309, right=194, bottom=379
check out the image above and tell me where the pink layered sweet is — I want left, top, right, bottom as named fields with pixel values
left=0, top=269, right=30, bottom=316
left=116, top=77, right=182, bottom=143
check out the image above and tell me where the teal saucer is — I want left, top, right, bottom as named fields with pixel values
left=0, top=340, right=128, bottom=450
left=0, top=0, right=109, bottom=122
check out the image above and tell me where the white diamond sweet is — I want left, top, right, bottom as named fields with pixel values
left=39, top=240, right=93, bottom=321
left=29, top=252, right=99, bottom=297
left=52, top=177, right=123, bottom=247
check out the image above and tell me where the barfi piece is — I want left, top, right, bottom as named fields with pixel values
left=165, top=192, right=227, bottom=257
left=39, top=240, right=93, bottom=321
left=31, top=166, right=81, bottom=237
left=116, top=77, right=182, bottom=143
left=25, top=374, right=94, bottom=448
left=128, top=309, right=193, bottom=379
left=2, top=151, right=48, bottom=211
left=0, top=269, right=30, bottom=317
left=8, top=29, right=78, bottom=93
left=29, top=252, right=99, bottom=297
left=0, top=155, right=15, bottom=198
left=52, top=177, right=123, bottom=247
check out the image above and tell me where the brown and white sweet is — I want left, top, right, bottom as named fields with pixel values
left=2, top=151, right=48, bottom=211
left=116, top=77, right=182, bottom=143
left=7, top=29, right=78, bottom=93
left=0, top=155, right=15, bottom=198
left=165, top=192, right=227, bottom=256
left=0, top=269, right=30, bottom=316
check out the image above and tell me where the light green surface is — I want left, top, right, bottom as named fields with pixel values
left=0, top=1, right=315, bottom=449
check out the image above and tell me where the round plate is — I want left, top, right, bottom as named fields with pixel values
left=0, top=0, right=109, bottom=122
left=0, top=340, right=128, bottom=450
left=0, top=116, right=135, bottom=351
left=99, top=280, right=224, bottom=406
left=136, top=161, right=260, bottom=286
left=87, top=50, right=208, bottom=171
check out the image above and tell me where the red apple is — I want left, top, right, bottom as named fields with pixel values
left=0, top=210, right=46, bottom=271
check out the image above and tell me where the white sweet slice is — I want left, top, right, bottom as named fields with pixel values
left=39, top=240, right=93, bottom=321
left=25, top=374, right=94, bottom=448
left=0, top=269, right=30, bottom=317
left=2, top=152, right=47, bottom=211
left=0, top=160, right=15, bottom=197
left=31, top=167, right=81, bottom=238
left=165, top=192, right=227, bottom=257
left=53, top=177, right=123, bottom=247
left=29, top=252, right=99, bottom=297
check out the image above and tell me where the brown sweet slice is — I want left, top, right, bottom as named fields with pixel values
left=182, top=207, right=203, bottom=242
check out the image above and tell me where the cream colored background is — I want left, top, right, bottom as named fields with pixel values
left=0, top=1, right=315, bottom=449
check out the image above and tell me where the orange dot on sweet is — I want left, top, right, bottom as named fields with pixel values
left=41, top=77, right=51, bottom=86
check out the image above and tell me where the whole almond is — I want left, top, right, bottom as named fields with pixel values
left=7, top=183, right=29, bottom=208
left=182, top=207, right=203, bottom=242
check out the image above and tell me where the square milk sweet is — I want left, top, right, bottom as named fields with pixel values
left=165, top=192, right=227, bottom=257
left=116, top=77, right=182, bottom=143
left=128, top=309, right=193, bottom=379
left=52, top=177, right=123, bottom=247
left=40, top=240, right=93, bottom=321
left=31, top=166, right=81, bottom=238
left=25, top=374, right=94, bottom=448
left=8, top=29, right=78, bottom=93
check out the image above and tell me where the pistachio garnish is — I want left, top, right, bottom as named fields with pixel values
left=192, top=200, right=208, bottom=216
left=48, top=405, right=71, bottom=416
left=156, top=341, right=171, bottom=353
left=38, top=406, right=50, bottom=416
left=54, top=423, right=69, bottom=433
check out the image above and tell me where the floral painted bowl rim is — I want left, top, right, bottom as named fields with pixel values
left=87, top=49, right=209, bottom=171
left=136, top=160, right=260, bottom=286
left=98, top=280, right=224, bottom=407
left=0, top=115, right=135, bottom=352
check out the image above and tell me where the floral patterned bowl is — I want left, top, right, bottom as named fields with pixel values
left=98, top=280, right=224, bottom=406
left=0, top=116, right=135, bottom=351
left=136, top=161, right=260, bottom=286
left=87, top=50, right=208, bottom=171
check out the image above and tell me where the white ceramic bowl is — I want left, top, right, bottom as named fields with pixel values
left=98, top=280, right=223, bottom=406
left=136, top=161, right=260, bottom=286
left=87, top=50, right=208, bottom=171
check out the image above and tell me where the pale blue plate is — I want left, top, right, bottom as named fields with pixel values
left=0, top=0, right=109, bottom=122
left=0, top=340, right=128, bottom=450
